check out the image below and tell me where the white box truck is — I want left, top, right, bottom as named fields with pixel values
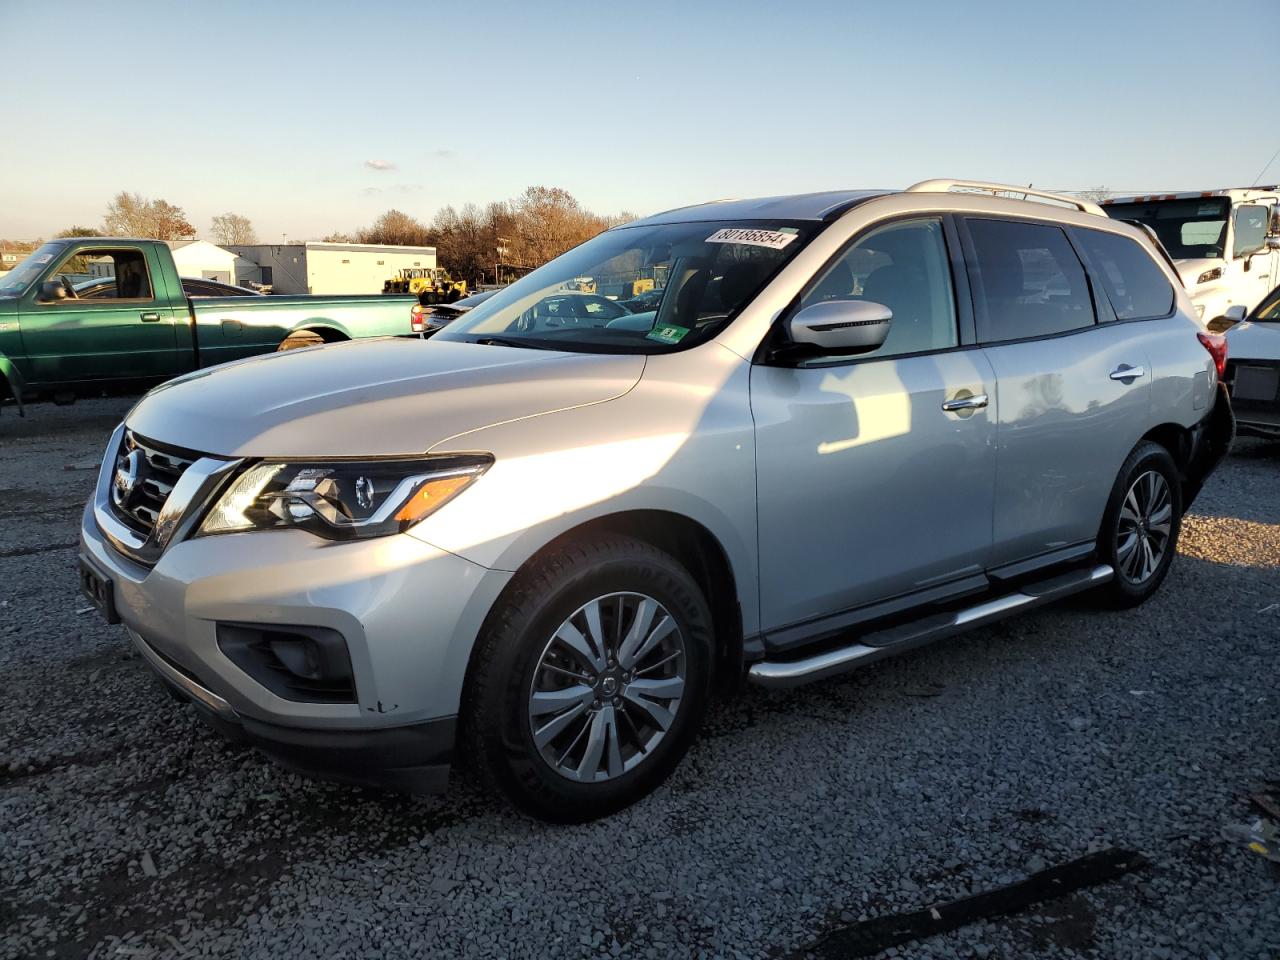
left=1103, top=187, right=1279, bottom=330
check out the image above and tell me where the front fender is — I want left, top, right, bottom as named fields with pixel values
left=0, top=351, right=25, bottom=416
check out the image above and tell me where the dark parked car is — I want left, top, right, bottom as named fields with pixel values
left=75, top=276, right=262, bottom=299
left=410, top=289, right=500, bottom=336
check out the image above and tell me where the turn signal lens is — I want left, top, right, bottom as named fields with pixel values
left=1197, top=331, right=1228, bottom=378
left=394, top=474, right=475, bottom=523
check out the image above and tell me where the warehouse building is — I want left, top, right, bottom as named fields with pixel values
left=168, top=240, right=256, bottom=285
left=224, top=241, right=436, bottom=295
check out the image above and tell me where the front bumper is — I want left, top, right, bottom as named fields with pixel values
left=134, top=626, right=456, bottom=792
left=80, top=490, right=511, bottom=793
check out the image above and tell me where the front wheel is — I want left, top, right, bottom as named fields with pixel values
left=462, top=536, right=714, bottom=822
left=1096, top=441, right=1182, bottom=608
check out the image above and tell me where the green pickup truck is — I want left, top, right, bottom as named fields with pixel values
left=0, top=237, right=417, bottom=412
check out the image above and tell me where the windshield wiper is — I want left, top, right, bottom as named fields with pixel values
left=470, top=336, right=555, bottom=350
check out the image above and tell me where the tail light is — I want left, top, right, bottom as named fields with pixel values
left=1197, top=331, right=1227, bottom=378
left=410, top=303, right=427, bottom=334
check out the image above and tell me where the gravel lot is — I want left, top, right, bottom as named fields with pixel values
left=2, top=397, right=1278, bottom=960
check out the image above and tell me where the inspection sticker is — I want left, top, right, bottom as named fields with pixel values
left=705, top=227, right=798, bottom=250
left=646, top=323, right=690, bottom=345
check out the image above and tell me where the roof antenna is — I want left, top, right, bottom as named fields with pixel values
left=1252, top=144, right=1280, bottom=187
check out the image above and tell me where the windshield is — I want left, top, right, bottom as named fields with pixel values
left=1255, top=287, right=1280, bottom=323
left=436, top=219, right=819, bottom=353
left=0, top=242, right=63, bottom=295
left=1104, top=198, right=1231, bottom=260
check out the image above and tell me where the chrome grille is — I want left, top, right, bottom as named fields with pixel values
left=108, top=431, right=199, bottom=538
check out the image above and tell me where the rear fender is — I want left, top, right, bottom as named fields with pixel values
left=1181, top=383, right=1234, bottom=511
left=0, top=351, right=25, bottom=417
left=290, top=322, right=349, bottom=343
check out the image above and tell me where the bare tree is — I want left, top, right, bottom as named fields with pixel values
left=103, top=192, right=195, bottom=240
left=357, top=209, right=433, bottom=247
left=511, top=186, right=607, bottom=266
left=322, top=232, right=355, bottom=243
left=1078, top=186, right=1112, bottom=203
left=210, top=212, right=257, bottom=245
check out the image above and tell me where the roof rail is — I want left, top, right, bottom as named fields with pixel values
left=904, top=179, right=1106, bottom=216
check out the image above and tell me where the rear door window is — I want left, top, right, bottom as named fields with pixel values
left=1072, top=228, right=1174, bottom=321
left=965, top=219, right=1095, bottom=343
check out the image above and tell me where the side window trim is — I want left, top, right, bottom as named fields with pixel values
left=760, top=212, right=966, bottom=368
left=1061, top=226, right=1112, bottom=325
left=1067, top=226, right=1176, bottom=324
left=942, top=214, right=978, bottom=346
left=956, top=214, right=1100, bottom=346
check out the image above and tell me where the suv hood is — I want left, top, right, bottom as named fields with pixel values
left=126, top=338, right=645, bottom=458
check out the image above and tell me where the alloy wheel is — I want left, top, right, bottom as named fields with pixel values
left=527, top=592, right=687, bottom=783
left=1116, top=469, right=1173, bottom=584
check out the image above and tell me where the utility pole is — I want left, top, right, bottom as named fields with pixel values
left=495, top=236, right=509, bottom=286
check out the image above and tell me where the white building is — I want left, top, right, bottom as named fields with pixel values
left=168, top=240, right=255, bottom=285
left=225, top=242, right=437, bottom=295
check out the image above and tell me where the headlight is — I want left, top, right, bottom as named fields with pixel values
left=1197, top=267, right=1223, bottom=284
left=198, top=455, right=491, bottom=540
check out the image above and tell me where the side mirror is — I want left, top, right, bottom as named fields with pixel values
left=38, top=280, right=69, bottom=302
left=1208, top=304, right=1247, bottom=333
left=786, top=299, right=892, bottom=356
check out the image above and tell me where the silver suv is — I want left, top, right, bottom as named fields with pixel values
left=79, top=180, right=1234, bottom=821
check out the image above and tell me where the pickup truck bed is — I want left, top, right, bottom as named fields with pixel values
left=191, top=292, right=416, bottom=368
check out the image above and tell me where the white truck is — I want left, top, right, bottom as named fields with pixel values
left=1102, top=187, right=1280, bottom=330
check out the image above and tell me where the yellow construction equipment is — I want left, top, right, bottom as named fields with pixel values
left=382, top=268, right=467, bottom=303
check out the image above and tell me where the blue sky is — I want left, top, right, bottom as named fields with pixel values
left=2, top=0, right=1276, bottom=241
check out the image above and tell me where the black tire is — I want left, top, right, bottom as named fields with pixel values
left=277, top=331, right=327, bottom=351
left=462, top=535, right=714, bottom=822
left=1096, top=441, right=1182, bottom=608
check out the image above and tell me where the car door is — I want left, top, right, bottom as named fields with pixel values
left=752, top=216, right=997, bottom=637
left=18, top=244, right=181, bottom=385
left=961, top=217, right=1157, bottom=568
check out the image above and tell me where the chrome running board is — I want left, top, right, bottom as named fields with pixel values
left=747, top=564, right=1114, bottom=690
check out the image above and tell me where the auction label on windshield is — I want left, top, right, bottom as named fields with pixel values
left=705, top=227, right=798, bottom=250
left=646, top=323, right=690, bottom=345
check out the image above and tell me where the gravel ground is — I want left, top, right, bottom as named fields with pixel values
left=2, top=397, right=1278, bottom=960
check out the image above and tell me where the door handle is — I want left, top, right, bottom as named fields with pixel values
left=941, top=392, right=989, bottom=412
left=139, top=312, right=162, bottom=322
left=1109, top=364, right=1145, bottom=383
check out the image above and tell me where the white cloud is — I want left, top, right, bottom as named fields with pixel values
left=364, top=159, right=397, bottom=171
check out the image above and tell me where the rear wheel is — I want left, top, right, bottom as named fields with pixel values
left=1096, top=441, right=1182, bottom=607
left=277, top=331, right=327, bottom=351
left=463, top=536, right=713, bottom=822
